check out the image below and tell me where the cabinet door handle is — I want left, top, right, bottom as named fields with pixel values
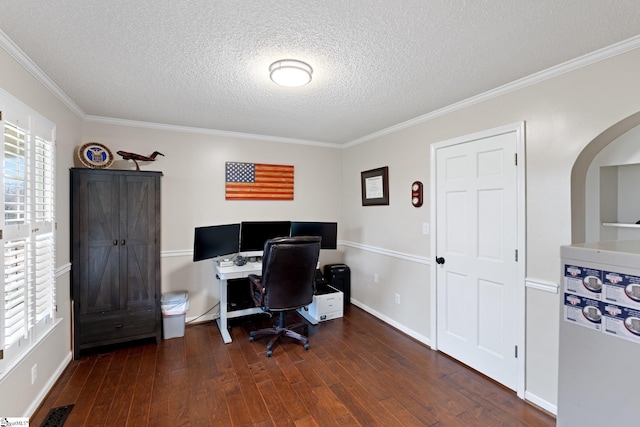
left=121, top=240, right=126, bottom=245
left=113, top=239, right=118, bottom=245
left=436, top=257, right=446, bottom=265
left=115, top=323, right=124, bottom=329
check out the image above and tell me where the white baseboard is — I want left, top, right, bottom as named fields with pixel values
left=185, top=312, right=218, bottom=324
left=524, top=390, right=557, bottom=416
left=24, top=351, right=72, bottom=418
left=352, top=298, right=558, bottom=414
left=25, top=313, right=213, bottom=418
left=350, top=298, right=431, bottom=347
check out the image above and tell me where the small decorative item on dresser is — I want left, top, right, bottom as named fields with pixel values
left=77, top=142, right=114, bottom=169
left=117, top=150, right=164, bottom=171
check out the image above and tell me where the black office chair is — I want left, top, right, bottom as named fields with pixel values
left=248, top=236, right=321, bottom=357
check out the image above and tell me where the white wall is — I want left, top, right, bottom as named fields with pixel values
left=3, top=31, right=640, bottom=418
left=341, top=128, right=432, bottom=341
left=585, top=124, right=640, bottom=241
left=0, top=48, right=82, bottom=417
left=0, top=48, right=344, bottom=416
left=81, top=122, right=344, bottom=323
left=341, top=47, right=640, bottom=411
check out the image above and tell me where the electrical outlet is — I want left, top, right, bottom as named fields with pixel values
left=422, top=222, right=429, bottom=235
left=31, top=364, right=37, bottom=385
left=374, top=273, right=379, bottom=283
left=395, top=293, right=400, bottom=304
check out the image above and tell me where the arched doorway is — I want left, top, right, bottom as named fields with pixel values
left=570, top=111, right=640, bottom=243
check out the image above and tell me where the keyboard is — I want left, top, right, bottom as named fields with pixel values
left=217, top=262, right=262, bottom=274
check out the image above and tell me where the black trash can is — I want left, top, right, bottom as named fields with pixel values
left=323, top=264, right=350, bottom=309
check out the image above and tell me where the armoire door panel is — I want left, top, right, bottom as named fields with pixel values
left=122, top=174, right=157, bottom=308
left=86, top=177, right=119, bottom=241
left=83, top=244, right=120, bottom=313
left=122, top=176, right=154, bottom=241
left=78, top=173, right=121, bottom=314
left=126, top=243, right=155, bottom=307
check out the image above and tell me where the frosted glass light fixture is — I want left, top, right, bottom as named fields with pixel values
left=269, top=59, right=313, bottom=87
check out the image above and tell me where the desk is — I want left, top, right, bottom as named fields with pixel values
left=215, top=261, right=263, bottom=343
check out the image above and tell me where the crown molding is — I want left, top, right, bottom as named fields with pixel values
left=0, top=29, right=86, bottom=119
left=345, top=35, right=640, bottom=148
left=3, top=26, right=639, bottom=149
left=0, top=28, right=337, bottom=148
left=84, top=115, right=341, bottom=148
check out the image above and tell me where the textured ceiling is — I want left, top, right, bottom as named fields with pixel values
left=0, top=1, right=640, bottom=145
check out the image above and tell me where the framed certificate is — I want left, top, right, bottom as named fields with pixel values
left=361, top=166, right=389, bottom=206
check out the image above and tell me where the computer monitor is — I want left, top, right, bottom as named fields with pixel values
left=290, top=221, right=338, bottom=249
left=239, top=221, right=291, bottom=257
left=193, top=223, right=240, bottom=262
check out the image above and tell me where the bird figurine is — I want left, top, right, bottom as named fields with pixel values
left=117, top=150, right=164, bottom=171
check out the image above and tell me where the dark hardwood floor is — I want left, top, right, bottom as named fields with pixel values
left=31, top=306, right=555, bottom=426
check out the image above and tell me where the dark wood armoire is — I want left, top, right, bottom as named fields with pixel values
left=71, top=168, right=161, bottom=359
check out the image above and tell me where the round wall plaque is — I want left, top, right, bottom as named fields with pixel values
left=77, top=142, right=114, bottom=169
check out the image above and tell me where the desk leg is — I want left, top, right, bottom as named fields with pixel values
left=217, top=277, right=233, bottom=343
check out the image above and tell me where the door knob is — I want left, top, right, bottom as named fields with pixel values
left=436, top=257, right=445, bottom=265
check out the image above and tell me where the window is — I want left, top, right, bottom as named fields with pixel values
left=0, top=89, right=56, bottom=373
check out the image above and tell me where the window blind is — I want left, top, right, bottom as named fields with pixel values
left=3, top=239, right=27, bottom=347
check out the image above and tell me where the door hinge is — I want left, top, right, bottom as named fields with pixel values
left=0, top=349, right=3, bottom=360
left=0, top=111, right=3, bottom=121
left=515, top=249, right=518, bottom=262
left=0, top=229, right=2, bottom=239
left=515, top=345, right=518, bottom=358
left=514, top=153, right=517, bottom=166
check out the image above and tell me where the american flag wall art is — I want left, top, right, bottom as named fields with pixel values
left=225, top=162, right=294, bottom=200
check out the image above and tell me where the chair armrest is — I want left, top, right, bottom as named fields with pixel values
left=248, top=274, right=265, bottom=306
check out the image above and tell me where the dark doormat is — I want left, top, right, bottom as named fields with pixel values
left=39, top=404, right=74, bottom=427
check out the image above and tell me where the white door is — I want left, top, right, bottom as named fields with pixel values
left=431, top=124, right=524, bottom=393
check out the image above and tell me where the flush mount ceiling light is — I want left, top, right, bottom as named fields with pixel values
left=269, top=59, right=313, bottom=87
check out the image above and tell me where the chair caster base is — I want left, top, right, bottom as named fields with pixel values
left=249, top=312, right=312, bottom=357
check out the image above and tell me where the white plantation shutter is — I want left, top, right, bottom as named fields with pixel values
left=3, top=121, right=27, bottom=226
left=34, top=233, right=54, bottom=324
left=2, top=115, right=30, bottom=365
left=0, top=90, right=56, bottom=373
left=3, top=239, right=27, bottom=347
left=31, top=131, right=55, bottom=336
left=34, top=135, right=54, bottom=224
